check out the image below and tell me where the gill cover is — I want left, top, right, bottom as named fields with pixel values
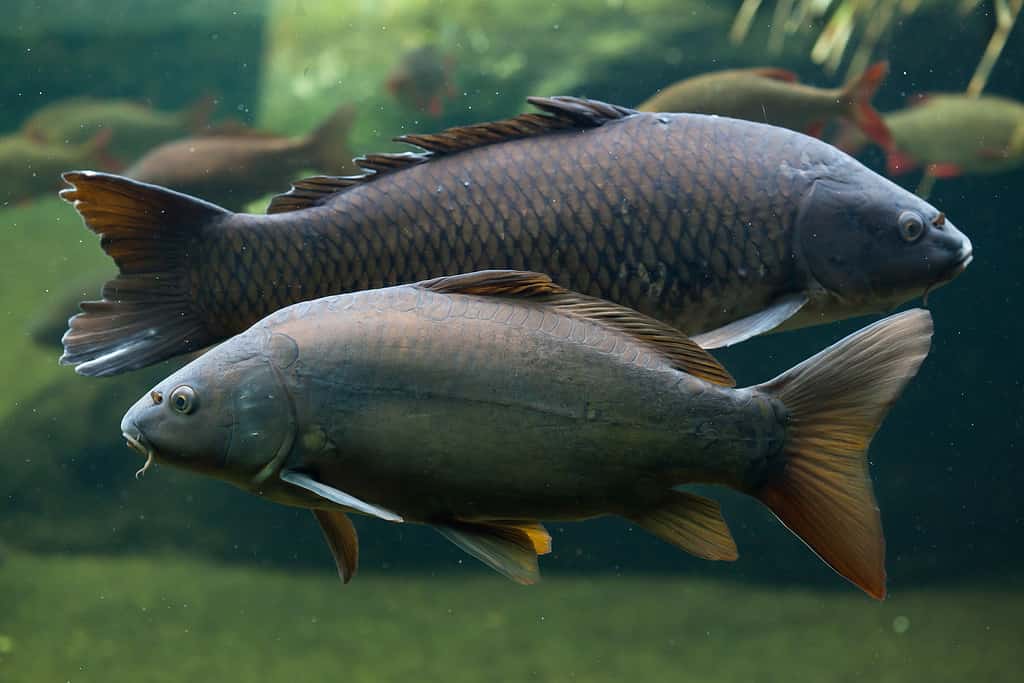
left=229, top=331, right=299, bottom=485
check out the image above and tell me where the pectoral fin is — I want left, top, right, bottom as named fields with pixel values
left=691, top=293, right=808, bottom=349
left=281, top=470, right=404, bottom=522
left=313, top=509, right=359, bottom=583
left=436, top=520, right=551, bottom=585
left=626, top=490, right=738, bottom=561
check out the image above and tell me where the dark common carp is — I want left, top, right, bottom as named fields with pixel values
left=120, top=270, right=934, bottom=599
left=22, top=95, right=215, bottom=165
left=60, top=96, right=970, bottom=377
left=123, top=104, right=358, bottom=211
left=637, top=62, right=893, bottom=148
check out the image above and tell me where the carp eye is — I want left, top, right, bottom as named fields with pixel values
left=170, top=385, right=197, bottom=414
left=898, top=211, right=926, bottom=243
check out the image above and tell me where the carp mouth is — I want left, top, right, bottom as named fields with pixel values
left=922, top=238, right=973, bottom=306
left=122, top=422, right=156, bottom=479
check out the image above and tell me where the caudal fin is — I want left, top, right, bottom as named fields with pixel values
left=755, top=309, right=933, bottom=599
left=58, top=171, right=229, bottom=376
left=184, top=92, right=218, bottom=133
left=843, top=61, right=893, bottom=150
left=308, top=103, right=357, bottom=174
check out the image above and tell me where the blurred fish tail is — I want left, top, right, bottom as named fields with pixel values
left=308, top=103, right=357, bottom=173
left=83, top=128, right=120, bottom=171
left=58, top=172, right=229, bottom=376
left=831, top=119, right=869, bottom=155
left=185, top=91, right=218, bottom=132
left=753, top=309, right=933, bottom=600
left=843, top=60, right=893, bottom=150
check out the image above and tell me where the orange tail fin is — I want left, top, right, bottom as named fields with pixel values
left=843, top=61, right=893, bottom=150
left=754, top=309, right=933, bottom=599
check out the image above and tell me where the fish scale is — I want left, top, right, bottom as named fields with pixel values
left=60, top=96, right=970, bottom=377
left=202, top=112, right=795, bottom=333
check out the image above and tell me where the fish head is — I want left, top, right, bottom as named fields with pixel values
left=796, top=165, right=972, bottom=314
left=120, top=329, right=298, bottom=487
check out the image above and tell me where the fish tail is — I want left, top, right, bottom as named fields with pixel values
left=843, top=60, right=893, bottom=150
left=82, top=127, right=120, bottom=171
left=185, top=91, right=218, bottom=132
left=58, top=171, right=230, bottom=376
left=754, top=309, right=933, bottom=599
left=308, top=103, right=357, bottom=173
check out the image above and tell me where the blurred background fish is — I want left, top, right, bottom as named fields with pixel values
left=0, top=128, right=113, bottom=204
left=835, top=92, right=1024, bottom=178
left=21, top=94, right=216, bottom=166
left=385, top=45, right=459, bottom=117
left=637, top=61, right=892, bottom=147
left=123, top=103, right=357, bottom=210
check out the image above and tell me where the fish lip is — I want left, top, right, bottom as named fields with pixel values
left=941, top=241, right=974, bottom=283
left=121, top=422, right=153, bottom=460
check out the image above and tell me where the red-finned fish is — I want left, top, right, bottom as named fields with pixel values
left=637, top=62, right=893, bottom=149
left=59, top=96, right=971, bottom=377
left=385, top=46, right=458, bottom=117
left=123, top=104, right=358, bottom=211
left=834, top=92, right=1024, bottom=178
left=120, top=270, right=934, bottom=599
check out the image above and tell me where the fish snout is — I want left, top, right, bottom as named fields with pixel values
left=936, top=223, right=973, bottom=285
left=120, top=416, right=152, bottom=460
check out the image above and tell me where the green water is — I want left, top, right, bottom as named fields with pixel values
left=1, top=1, right=1021, bottom=681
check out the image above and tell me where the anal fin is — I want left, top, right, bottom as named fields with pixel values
left=691, top=293, right=808, bottom=349
left=626, top=491, right=738, bottom=561
left=436, top=520, right=551, bottom=585
left=313, top=509, right=359, bottom=583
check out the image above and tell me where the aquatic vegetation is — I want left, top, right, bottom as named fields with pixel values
left=0, top=549, right=1021, bottom=682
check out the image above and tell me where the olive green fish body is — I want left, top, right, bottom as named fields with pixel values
left=122, top=271, right=935, bottom=598
left=23, top=96, right=211, bottom=162
left=0, top=133, right=107, bottom=203
left=639, top=69, right=847, bottom=131
left=263, top=286, right=776, bottom=522
left=884, top=94, right=1024, bottom=175
left=61, top=97, right=969, bottom=377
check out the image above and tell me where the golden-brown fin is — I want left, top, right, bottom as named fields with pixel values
left=626, top=491, right=738, bottom=561
left=436, top=520, right=551, bottom=585
left=58, top=171, right=228, bottom=376
left=418, top=270, right=734, bottom=387
left=755, top=309, right=934, bottom=600
left=313, top=509, right=359, bottom=584
left=268, top=96, right=635, bottom=214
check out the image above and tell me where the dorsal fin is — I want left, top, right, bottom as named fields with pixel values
left=416, top=270, right=734, bottom=387
left=267, top=96, right=636, bottom=214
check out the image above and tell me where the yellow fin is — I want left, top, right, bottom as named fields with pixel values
left=437, top=519, right=551, bottom=585
left=417, top=270, right=734, bottom=387
left=626, top=491, right=738, bottom=561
